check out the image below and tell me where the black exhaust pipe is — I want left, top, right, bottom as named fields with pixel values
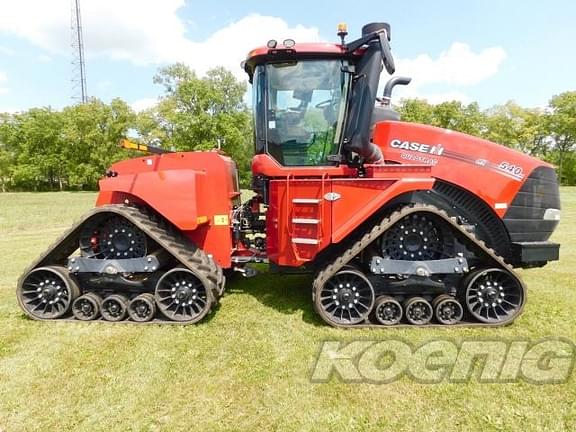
left=381, top=76, right=412, bottom=106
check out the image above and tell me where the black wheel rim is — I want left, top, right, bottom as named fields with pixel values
left=155, top=269, right=211, bottom=322
left=72, top=294, right=99, bottom=320
left=464, top=268, right=524, bottom=324
left=18, top=267, right=75, bottom=319
left=318, top=270, right=374, bottom=325
left=101, top=296, right=128, bottom=321
left=434, top=297, right=463, bottom=325
left=375, top=297, right=403, bottom=325
left=128, top=295, right=155, bottom=322
left=80, top=216, right=147, bottom=259
left=405, top=298, right=433, bottom=325
left=381, top=213, right=452, bottom=260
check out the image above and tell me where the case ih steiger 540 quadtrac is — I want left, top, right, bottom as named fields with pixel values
left=17, top=22, right=561, bottom=328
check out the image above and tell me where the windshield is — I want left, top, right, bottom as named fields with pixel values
left=264, top=60, right=349, bottom=166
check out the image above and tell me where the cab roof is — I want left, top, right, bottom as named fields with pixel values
left=242, top=42, right=362, bottom=81
left=246, top=43, right=346, bottom=60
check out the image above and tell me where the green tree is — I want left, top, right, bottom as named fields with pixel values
left=432, top=101, right=485, bottom=136
left=396, top=98, right=435, bottom=125
left=7, top=108, right=67, bottom=191
left=546, top=91, right=576, bottom=184
left=397, top=99, right=486, bottom=137
left=0, top=113, right=17, bottom=191
left=61, top=98, right=136, bottom=189
left=483, top=102, right=548, bottom=155
left=146, top=63, right=253, bottom=185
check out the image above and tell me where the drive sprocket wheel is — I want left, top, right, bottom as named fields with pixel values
left=381, top=212, right=453, bottom=260
left=462, top=268, right=524, bottom=324
left=155, top=268, right=213, bottom=323
left=17, top=266, right=79, bottom=320
left=79, top=215, right=147, bottom=259
left=315, top=268, right=375, bottom=326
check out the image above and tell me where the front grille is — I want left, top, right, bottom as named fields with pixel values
left=503, top=167, right=561, bottom=242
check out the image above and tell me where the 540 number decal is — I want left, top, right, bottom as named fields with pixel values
left=498, top=161, right=525, bottom=179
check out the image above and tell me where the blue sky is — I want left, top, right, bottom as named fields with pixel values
left=0, top=0, right=575, bottom=113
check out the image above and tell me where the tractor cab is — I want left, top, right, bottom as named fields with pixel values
left=243, top=22, right=410, bottom=168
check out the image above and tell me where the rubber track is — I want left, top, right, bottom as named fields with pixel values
left=312, top=203, right=527, bottom=328
left=18, top=204, right=225, bottom=324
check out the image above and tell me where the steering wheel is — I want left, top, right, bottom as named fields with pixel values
left=315, top=99, right=335, bottom=109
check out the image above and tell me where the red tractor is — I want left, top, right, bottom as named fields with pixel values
left=17, top=22, right=561, bottom=327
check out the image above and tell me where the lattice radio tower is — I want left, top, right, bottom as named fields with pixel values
left=71, top=0, right=88, bottom=103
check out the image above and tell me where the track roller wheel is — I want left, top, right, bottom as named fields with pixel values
left=315, top=268, right=375, bottom=326
left=17, top=266, right=79, bottom=320
left=374, top=296, right=403, bottom=326
left=432, top=294, right=463, bottom=325
left=72, top=293, right=102, bottom=321
left=101, top=294, right=129, bottom=321
left=462, top=268, right=525, bottom=324
left=155, top=268, right=213, bottom=323
left=128, top=293, right=156, bottom=322
left=404, top=297, right=433, bottom=325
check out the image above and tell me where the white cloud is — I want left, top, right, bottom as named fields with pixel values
left=0, top=1, right=319, bottom=79
left=130, top=97, right=158, bottom=112
left=396, top=43, right=507, bottom=87
left=389, top=42, right=506, bottom=104
left=0, top=2, right=502, bottom=106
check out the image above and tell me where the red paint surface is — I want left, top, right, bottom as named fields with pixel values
left=95, top=121, right=552, bottom=269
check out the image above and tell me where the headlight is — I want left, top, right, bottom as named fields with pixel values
left=543, top=208, right=561, bottom=221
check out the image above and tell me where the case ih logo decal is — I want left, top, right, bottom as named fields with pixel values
left=390, top=139, right=445, bottom=156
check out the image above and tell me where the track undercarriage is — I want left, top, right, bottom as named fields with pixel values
left=17, top=205, right=225, bottom=324
left=17, top=203, right=526, bottom=327
left=312, top=203, right=526, bottom=328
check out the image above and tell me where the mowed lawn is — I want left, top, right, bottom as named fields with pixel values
left=0, top=189, right=575, bottom=432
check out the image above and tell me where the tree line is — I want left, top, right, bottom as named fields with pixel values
left=0, top=63, right=574, bottom=192
left=398, top=93, right=576, bottom=185
left=0, top=65, right=253, bottom=192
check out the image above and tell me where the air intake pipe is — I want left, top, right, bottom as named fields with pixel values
left=342, top=22, right=394, bottom=164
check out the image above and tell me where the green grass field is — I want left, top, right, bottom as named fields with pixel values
left=0, top=190, right=575, bottom=431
